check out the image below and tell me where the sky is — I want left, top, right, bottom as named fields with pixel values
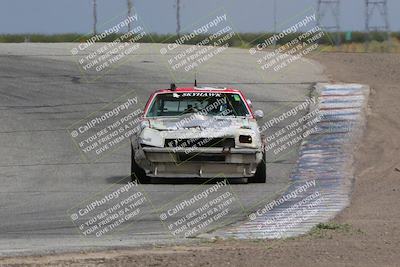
left=0, top=0, right=399, bottom=34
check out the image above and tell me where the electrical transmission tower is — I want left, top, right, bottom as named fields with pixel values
left=176, top=0, right=181, bottom=36
left=127, top=0, right=133, bottom=32
left=317, top=0, right=341, bottom=46
left=92, top=0, right=97, bottom=35
left=365, top=0, right=390, bottom=50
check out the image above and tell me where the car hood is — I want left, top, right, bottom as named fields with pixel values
left=137, top=114, right=261, bottom=148
left=146, top=114, right=257, bottom=132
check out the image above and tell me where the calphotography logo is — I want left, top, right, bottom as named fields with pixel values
left=67, top=90, right=143, bottom=162
left=258, top=97, right=321, bottom=158
left=159, top=9, right=239, bottom=82
left=248, top=8, right=332, bottom=76
left=70, top=9, right=148, bottom=81
left=250, top=180, right=317, bottom=221
left=156, top=177, right=245, bottom=238
left=67, top=179, right=149, bottom=237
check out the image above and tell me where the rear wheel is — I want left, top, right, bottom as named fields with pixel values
left=131, top=145, right=151, bottom=184
left=249, top=153, right=266, bottom=183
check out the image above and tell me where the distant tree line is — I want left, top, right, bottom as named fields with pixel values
left=0, top=32, right=398, bottom=46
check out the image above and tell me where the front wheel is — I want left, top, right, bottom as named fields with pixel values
left=249, top=153, right=266, bottom=183
left=131, top=145, right=151, bottom=184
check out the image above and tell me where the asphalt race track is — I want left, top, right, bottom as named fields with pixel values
left=0, top=43, right=327, bottom=255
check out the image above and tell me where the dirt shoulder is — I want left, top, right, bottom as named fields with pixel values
left=1, top=53, right=399, bottom=267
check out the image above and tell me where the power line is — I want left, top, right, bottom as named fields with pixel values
left=317, top=0, right=341, bottom=46
left=127, top=0, right=133, bottom=32
left=365, top=0, right=390, bottom=50
left=92, top=0, right=97, bottom=35
left=273, top=0, right=277, bottom=47
left=176, top=0, right=181, bottom=37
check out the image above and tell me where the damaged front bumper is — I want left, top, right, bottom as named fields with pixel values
left=137, top=146, right=263, bottom=178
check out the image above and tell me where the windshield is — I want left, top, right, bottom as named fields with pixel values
left=145, top=92, right=251, bottom=117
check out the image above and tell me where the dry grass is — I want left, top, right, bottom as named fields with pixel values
left=321, top=39, right=400, bottom=53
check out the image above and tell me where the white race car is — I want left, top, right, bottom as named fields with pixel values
left=131, top=85, right=266, bottom=183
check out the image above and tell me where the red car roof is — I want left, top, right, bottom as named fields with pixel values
left=154, top=87, right=241, bottom=93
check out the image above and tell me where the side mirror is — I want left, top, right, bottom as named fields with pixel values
left=254, top=110, right=264, bottom=119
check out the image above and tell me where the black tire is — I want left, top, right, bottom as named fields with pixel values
left=249, top=153, right=266, bottom=183
left=131, top=145, right=151, bottom=184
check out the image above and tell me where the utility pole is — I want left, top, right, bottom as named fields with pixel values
left=365, top=0, right=390, bottom=51
left=273, top=0, right=277, bottom=47
left=92, top=0, right=97, bottom=35
left=317, top=0, right=341, bottom=46
left=127, top=0, right=133, bottom=32
left=176, top=0, right=181, bottom=37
